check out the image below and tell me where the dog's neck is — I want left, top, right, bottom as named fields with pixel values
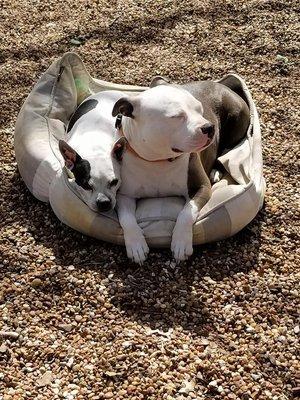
left=116, top=115, right=180, bottom=163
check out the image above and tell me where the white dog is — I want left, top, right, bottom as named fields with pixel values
left=58, top=91, right=127, bottom=213
left=112, top=85, right=213, bottom=264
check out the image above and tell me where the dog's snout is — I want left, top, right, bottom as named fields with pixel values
left=96, top=199, right=112, bottom=212
left=96, top=195, right=112, bottom=212
left=201, top=123, right=215, bottom=139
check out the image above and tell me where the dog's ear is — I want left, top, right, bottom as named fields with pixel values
left=150, top=75, right=170, bottom=88
left=59, top=140, right=92, bottom=189
left=112, top=98, right=134, bottom=118
left=112, top=137, right=128, bottom=162
left=59, top=140, right=81, bottom=170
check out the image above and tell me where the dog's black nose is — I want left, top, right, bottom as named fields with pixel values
left=96, top=198, right=112, bottom=212
left=201, top=123, right=215, bottom=139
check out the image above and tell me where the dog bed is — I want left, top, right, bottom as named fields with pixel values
left=14, top=52, right=265, bottom=247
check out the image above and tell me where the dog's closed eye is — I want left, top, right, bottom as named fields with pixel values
left=108, top=178, right=119, bottom=188
left=170, top=112, right=186, bottom=121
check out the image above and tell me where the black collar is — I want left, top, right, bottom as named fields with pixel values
left=115, top=114, right=123, bottom=129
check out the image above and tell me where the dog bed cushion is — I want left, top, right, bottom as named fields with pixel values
left=14, top=52, right=265, bottom=247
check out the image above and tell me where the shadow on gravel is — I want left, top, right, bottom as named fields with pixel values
left=106, top=216, right=265, bottom=335
left=4, top=170, right=265, bottom=335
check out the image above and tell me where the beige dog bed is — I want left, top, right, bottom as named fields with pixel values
left=14, top=52, right=265, bottom=247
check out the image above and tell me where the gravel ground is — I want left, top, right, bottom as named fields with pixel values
left=1, top=0, right=299, bottom=399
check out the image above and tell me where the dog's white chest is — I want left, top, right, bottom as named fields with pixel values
left=120, top=153, right=189, bottom=198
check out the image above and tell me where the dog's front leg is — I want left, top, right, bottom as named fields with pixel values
left=171, top=153, right=211, bottom=262
left=171, top=187, right=211, bottom=262
left=171, top=199, right=197, bottom=262
left=117, top=194, right=149, bottom=264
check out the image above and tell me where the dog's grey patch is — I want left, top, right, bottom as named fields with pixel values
left=67, top=99, right=98, bottom=133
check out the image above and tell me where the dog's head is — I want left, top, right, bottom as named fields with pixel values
left=59, top=137, right=126, bottom=213
left=112, top=85, right=214, bottom=161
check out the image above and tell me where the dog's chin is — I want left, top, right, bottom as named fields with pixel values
left=171, top=142, right=210, bottom=156
left=189, top=137, right=213, bottom=153
left=172, top=136, right=213, bottom=155
left=98, top=208, right=113, bottom=214
left=87, top=203, right=111, bottom=213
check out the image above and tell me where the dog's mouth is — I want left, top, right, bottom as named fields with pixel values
left=172, top=138, right=212, bottom=154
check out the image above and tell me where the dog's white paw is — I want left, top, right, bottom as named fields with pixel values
left=210, top=168, right=223, bottom=184
left=171, top=226, right=193, bottom=262
left=124, top=229, right=149, bottom=265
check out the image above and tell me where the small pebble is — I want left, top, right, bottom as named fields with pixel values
left=58, top=324, right=73, bottom=332
left=30, top=278, right=43, bottom=288
left=37, top=371, right=53, bottom=387
left=0, top=331, right=19, bottom=339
